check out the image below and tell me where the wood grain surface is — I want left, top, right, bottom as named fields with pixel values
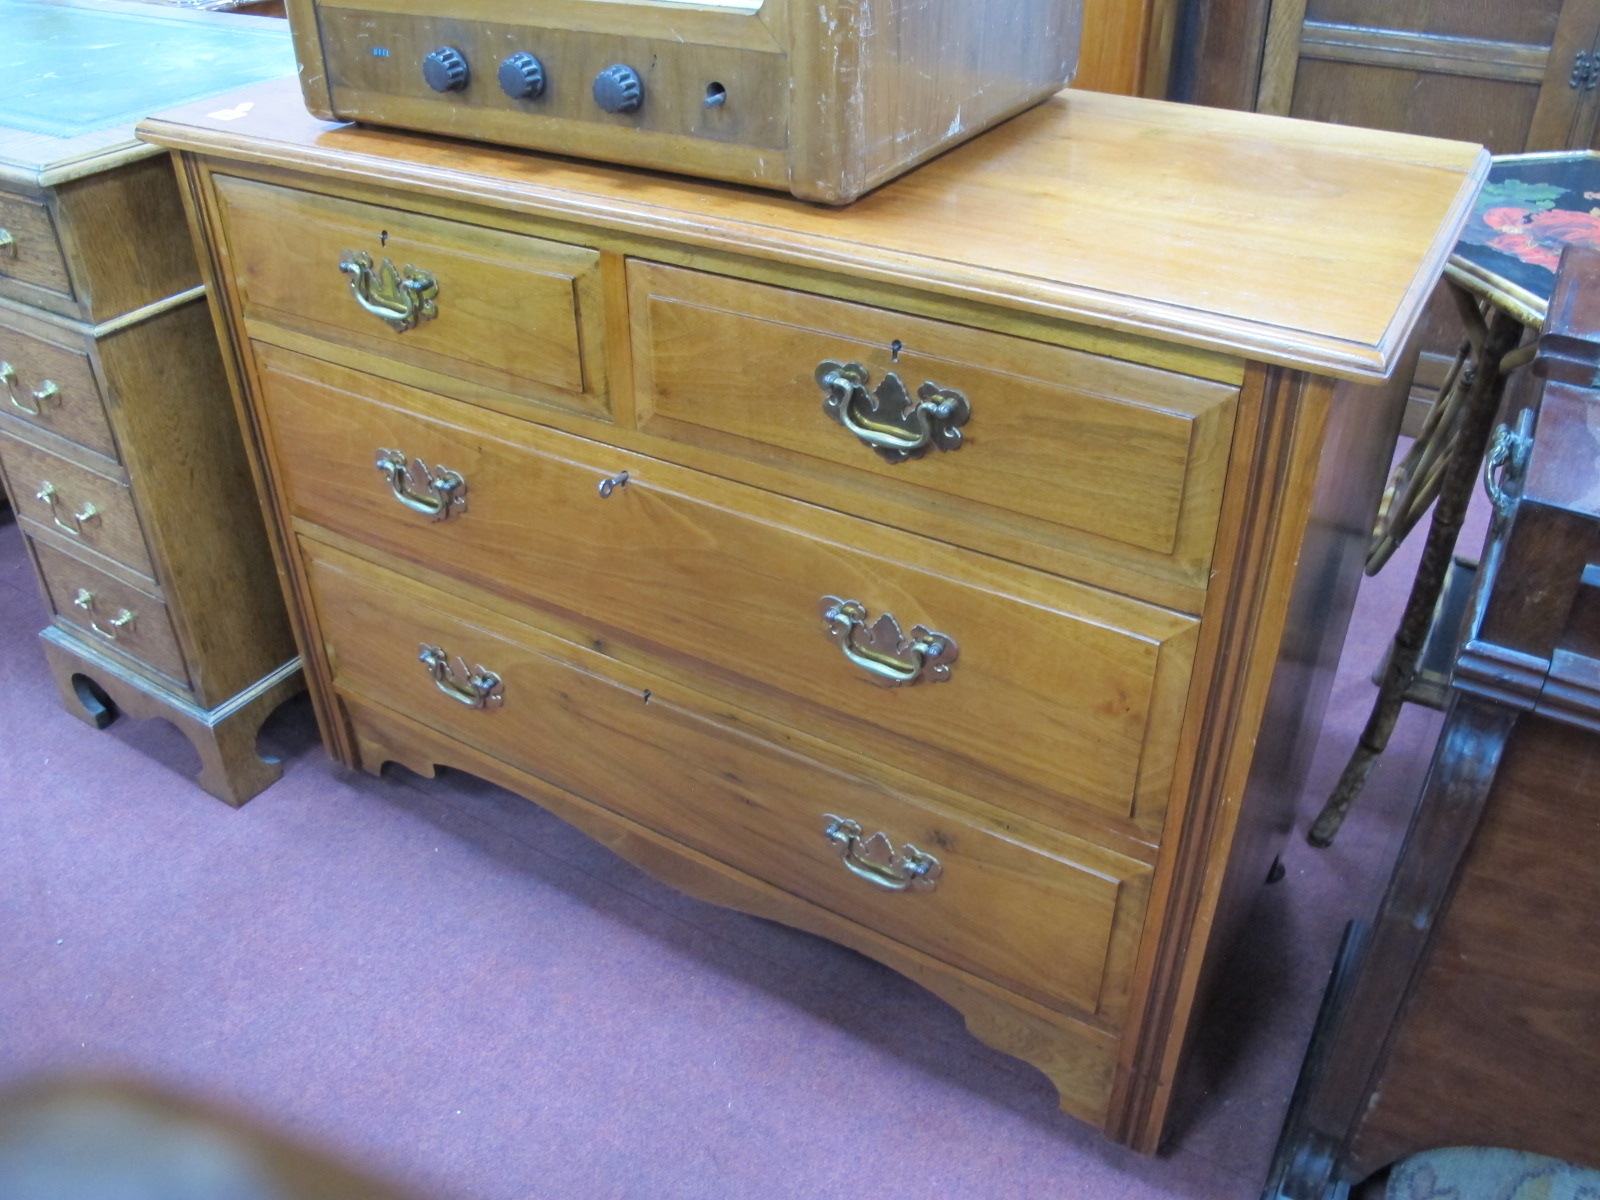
left=340, top=687, right=1127, bottom=1125
left=307, top=539, right=1154, bottom=1023
left=137, top=75, right=1487, bottom=380
left=0, top=435, right=154, bottom=579
left=258, top=344, right=1199, bottom=835
left=0, top=305, right=117, bottom=461
left=213, top=174, right=608, bottom=416
left=31, top=536, right=189, bottom=686
left=629, top=260, right=1238, bottom=580
left=294, top=0, right=1078, bottom=202
left=143, top=79, right=1475, bottom=1145
left=0, top=190, right=71, bottom=299
left=1346, top=712, right=1600, bottom=1173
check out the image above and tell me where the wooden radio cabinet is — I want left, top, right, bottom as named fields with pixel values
left=280, top=0, right=1083, bottom=204
left=140, top=77, right=1484, bottom=1148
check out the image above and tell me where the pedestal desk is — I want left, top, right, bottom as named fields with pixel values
left=140, top=78, right=1486, bottom=1148
left=0, top=0, right=300, bottom=804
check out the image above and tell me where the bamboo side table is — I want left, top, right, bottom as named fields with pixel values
left=1310, top=150, right=1600, bottom=845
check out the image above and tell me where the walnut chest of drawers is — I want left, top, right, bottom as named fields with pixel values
left=0, top=0, right=300, bottom=804
left=140, top=77, right=1486, bottom=1149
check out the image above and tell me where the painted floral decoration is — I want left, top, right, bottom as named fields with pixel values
left=1460, top=178, right=1600, bottom=272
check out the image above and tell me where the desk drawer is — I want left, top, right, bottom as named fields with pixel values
left=0, top=316, right=117, bottom=460
left=0, top=436, right=154, bottom=579
left=33, top=539, right=188, bottom=687
left=0, top=192, right=72, bottom=301
left=629, top=262, right=1237, bottom=581
left=306, top=541, right=1150, bottom=1021
left=259, top=344, right=1195, bottom=830
left=213, top=175, right=607, bottom=417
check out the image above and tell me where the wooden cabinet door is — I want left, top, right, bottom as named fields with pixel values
left=1252, top=0, right=1600, bottom=152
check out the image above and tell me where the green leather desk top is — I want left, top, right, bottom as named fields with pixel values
left=0, top=0, right=293, bottom=188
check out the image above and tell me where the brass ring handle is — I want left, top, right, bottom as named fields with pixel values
left=819, top=596, right=958, bottom=687
left=816, top=360, right=970, bottom=463
left=418, top=643, right=503, bottom=709
left=73, top=588, right=134, bottom=641
left=36, top=482, right=99, bottom=536
left=1, top=361, right=59, bottom=416
left=375, top=448, right=466, bottom=520
left=822, top=815, right=942, bottom=892
left=338, top=250, right=439, bottom=332
left=1484, top=408, right=1535, bottom=519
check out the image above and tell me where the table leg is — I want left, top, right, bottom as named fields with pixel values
left=1308, top=300, right=1526, bottom=847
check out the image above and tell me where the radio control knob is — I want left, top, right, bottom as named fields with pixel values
left=593, top=63, right=643, bottom=114
left=498, top=52, right=546, bottom=99
left=422, top=46, right=470, bottom=93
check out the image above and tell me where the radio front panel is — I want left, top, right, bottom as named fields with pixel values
left=319, top=12, right=790, bottom=150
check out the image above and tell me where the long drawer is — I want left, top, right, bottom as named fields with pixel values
left=304, top=540, right=1151, bottom=1022
left=256, top=343, right=1196, bottom=833
left=0, top=435, right=153, bottom=579
left=629, top=261, right=1239, bottom=589
left=212, top=175, right=609, bottom=418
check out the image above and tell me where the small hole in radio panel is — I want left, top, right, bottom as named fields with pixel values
left=705, top=82, right=727, bottom=109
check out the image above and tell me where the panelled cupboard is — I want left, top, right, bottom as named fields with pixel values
left=140, top=77, right=1486, bottom=1149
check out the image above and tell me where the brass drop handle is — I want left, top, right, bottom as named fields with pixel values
left=1484, top=407, right=1535, bottom=518
left=418, top=643, right=503, bottom=709
left=375, top=448, right=466, bottom=520
left=1, top=361, right=60, bottom=416
left=73, top=588, right=134, bottom=641
left=819, top=596, right=958, bottom=687
left=36, top=481, right=99, bottom=536
left=816, top=360, right=970, bottom=463
left=823, top=815, right=942, bottom=892
left=338, top=250, right=439, bottom=332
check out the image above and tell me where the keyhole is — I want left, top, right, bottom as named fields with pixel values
left=380, top=229, right=389, bottom=247
left=890, top=339, right=903, bottom=362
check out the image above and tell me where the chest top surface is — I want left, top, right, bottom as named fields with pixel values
left=139, top=75, right=1489, bottom=381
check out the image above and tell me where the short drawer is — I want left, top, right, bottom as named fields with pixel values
left=629, top=261, right=1238, bottom=583
left=305, top=542, right=1151, bottom=1021
left=0, top=191, right=72, bottom=301
left=0, top=316, right=117, bottom=460
left=213, top=175, right=608, bottom=417
left=258, top=344, right=1196, bottom=831
left=33, top=539, right=188, bottom=687
left=0, top=436, right=154, bottom=579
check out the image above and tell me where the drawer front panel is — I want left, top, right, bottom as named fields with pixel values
left=259, top=345, right=1196, bottom=827
left=0, top=436, right=153, bottom=579
left=33, top=540, right=188, bottom=686
left=0, top=192, right=72, bottom=299
left=629, top=261, right=1238, bottom=575
left=214, top=175, right=606, bottom=415
left=306, top=542, right=1149, bottom=1020
left=0, top=319, right=116, bottom=460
